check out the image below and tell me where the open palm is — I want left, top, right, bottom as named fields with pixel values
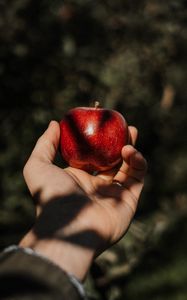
left=23, top=121, right=147, bottom=255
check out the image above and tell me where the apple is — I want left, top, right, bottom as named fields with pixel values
left=59, top=102, right=129, bottom=173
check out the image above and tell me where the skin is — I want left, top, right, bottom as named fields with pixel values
left=20, top=121, right=147, bottom=282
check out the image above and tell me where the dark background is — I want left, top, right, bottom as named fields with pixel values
left=0, top=1, right=187, bottom=299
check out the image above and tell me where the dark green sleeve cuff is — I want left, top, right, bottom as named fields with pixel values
left=0, top=246, right=85, bottom=300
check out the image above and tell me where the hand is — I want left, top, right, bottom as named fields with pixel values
left=20, top=121, right=147, bottom=281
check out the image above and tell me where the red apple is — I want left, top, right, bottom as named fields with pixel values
left=59, top=102, right=129, bottom=173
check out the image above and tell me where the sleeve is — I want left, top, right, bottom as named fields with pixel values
left=0, top=245, right=86, bottom=300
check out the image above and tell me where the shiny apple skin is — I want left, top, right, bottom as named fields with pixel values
left=59, top=107, right=129, bottom=173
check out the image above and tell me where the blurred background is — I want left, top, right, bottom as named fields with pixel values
left=0, top=0, right=187, bottom=299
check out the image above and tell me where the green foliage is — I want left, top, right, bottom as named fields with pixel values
left=0, top=0, right=187, bottom=299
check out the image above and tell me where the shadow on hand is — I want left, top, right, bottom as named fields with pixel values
left=32, top=191, right=107, bottom=253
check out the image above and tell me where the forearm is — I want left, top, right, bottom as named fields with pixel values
left=19, top=230, right=95, bottom=282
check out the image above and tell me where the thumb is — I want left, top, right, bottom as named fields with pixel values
left=30, top=120, right=60, bottom=163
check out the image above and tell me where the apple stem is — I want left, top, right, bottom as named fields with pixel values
left=94, top=101, right=100, bottom=109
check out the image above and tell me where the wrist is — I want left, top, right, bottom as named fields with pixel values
left=19, top=231, right=95, bottom=282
